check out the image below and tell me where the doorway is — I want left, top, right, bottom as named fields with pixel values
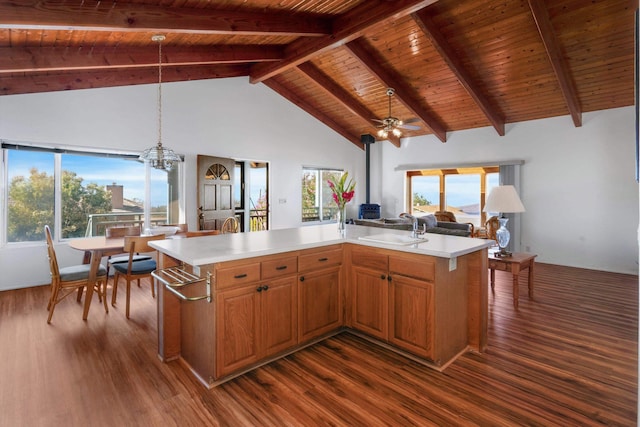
left=197, top=155, right=235, bottom=231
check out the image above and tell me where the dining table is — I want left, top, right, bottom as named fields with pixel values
left=68, top=236, right=125, bottom=320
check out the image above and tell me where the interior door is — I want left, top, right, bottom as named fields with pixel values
left=197, top=155, right=235, bottom=231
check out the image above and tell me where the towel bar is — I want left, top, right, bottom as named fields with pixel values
left=152, top=266, right=211, bottom=303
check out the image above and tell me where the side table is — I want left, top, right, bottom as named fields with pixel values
left=488, top=252, right=537, bottom=308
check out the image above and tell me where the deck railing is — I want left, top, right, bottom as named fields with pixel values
left=85, top=212, right=169, bottom=236
left=302, top=207, right=338, bottom=222
left=249, top=209, right=268, bottom=231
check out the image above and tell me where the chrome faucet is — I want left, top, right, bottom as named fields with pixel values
left=399, top=213, right=425, bottom=238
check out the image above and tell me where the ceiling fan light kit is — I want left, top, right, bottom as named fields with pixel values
left=374, top=88, right=418, bottom=139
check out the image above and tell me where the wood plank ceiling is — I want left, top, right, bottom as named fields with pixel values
left=0, top=0, right=636, bottom=149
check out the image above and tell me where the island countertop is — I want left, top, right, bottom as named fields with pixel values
left=149, top=224, right=494, bottom=266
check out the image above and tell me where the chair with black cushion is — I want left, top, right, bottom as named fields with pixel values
left=44, top=225, right=108, bottom=323
left=111, top=234, right=165, bottom=319
left=105, top=225, right=151, bottom=284
left=221, top=217, right=239, bottom=234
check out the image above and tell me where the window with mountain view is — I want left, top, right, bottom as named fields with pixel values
left=409, top=167, right=499, bottom=227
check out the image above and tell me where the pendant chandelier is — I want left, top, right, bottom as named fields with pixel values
left=138, top=34, right=182, bottom=171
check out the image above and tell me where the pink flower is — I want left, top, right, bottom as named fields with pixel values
left=327, top=172, right=356, bottom=209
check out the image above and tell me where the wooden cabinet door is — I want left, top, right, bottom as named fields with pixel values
left=216, top=284, right=261, bottom=377
left=351, top=266, right=388, bottom=340
left=261, top=276, right=298, bottom=357
left=298, top=266, right=342, bottom=343
left=388, top=274, right=434, bottom=360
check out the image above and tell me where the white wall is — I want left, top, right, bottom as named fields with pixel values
left=0, top=77, right=366, bottom=290
left=368, top=107, right=638, bottom=274
left=0, top=78, right=636, bottom=290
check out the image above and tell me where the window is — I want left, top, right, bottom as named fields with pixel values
left=408, top=167, right=499, bottom=227
left=302, top=167, right=343, bottom=223
left=2, top=142, right=181, bottom=243
left=6, top=150, right=55, bottom=242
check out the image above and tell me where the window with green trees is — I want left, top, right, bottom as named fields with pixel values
left=302, top=167, right=343, bottom=222
left=4, top=144, right=174, bottom=243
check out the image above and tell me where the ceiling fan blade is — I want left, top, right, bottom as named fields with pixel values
left=403, top=118, right=421, bottom=124
left=399, top=124, right=421, bottom=130
left=372, top=118, right=384, bottom=124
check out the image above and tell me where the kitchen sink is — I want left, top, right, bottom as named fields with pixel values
left=358, top=233, right=428, bottom=246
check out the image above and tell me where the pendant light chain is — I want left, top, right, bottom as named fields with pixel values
left=139, top=34, right=181, bottom=171
left=156, top=34, right=165, bottom=148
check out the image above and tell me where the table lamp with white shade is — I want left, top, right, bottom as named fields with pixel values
left=483, top=185, right=525, bottom=257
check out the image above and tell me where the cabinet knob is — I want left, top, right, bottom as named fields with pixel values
left=380, top=274, right=386, bottom=280
left=263, top=285, right=269, bottom=291
left=299, top=276, right=305, bottom=282
left=387, top=275, right=392, bottom=282
left=257, top=286, right=263, bottom=292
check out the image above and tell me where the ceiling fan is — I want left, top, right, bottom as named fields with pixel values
left=373, top=88, right=421, bottom=139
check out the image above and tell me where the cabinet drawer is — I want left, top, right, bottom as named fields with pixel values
left=488, top=260, right=509, bottom=272
left=216, top=262, right=261, bottom=289
left=351, top=247, right=388, bottom=271
left=298, top=247, right=343, bottom=272
left=389, top=255, right=435, bottom=282
left=262, top=256, right=298, bottom=280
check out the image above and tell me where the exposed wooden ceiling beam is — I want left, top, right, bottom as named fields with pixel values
left=345, top=38, right=447, bottom=143
left=0, top=64, right=249, bottom=96
left=412, top=10, right=505, bottom=136
left=249, top=0, right=439, bottom=83
left=0, top=45, right=284, bottom=74
left=263, top=78, right=364, bottom=150
left=296, top=62, right=402, bottom=147
left=527, top=0, right=582, bottom=127
left=387, top=134, right=402, bottom=147
left=0, top=1, right=331, bottom=36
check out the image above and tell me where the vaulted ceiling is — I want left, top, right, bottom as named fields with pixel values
left=1, top=0, right=636, bottom=149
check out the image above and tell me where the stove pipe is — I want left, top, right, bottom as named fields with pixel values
left=361, top=134, right=375, bottom=203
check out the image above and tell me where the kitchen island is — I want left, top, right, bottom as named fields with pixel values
left=150, top=224, right=492, bottom=388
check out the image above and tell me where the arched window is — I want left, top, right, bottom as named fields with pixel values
left=206, top=164, right=230, bottom=180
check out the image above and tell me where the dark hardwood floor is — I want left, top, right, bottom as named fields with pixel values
left=0, top=263, right=637, bottom=426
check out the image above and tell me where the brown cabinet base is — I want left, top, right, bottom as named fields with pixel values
left=156, top=243, right=488, bottom=388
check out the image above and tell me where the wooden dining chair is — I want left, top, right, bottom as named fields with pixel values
left=185, top=230, right=220, bottom=237
left=111, top=234, right=165, bottom=319
left=221, top=217, right=239, bottom=234
left=44, top=225, right=108, bottom=323
left=105, top=225, right=151, bottom=283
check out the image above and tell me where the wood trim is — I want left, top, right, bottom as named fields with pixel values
left=262, top=78, right=364, bottom=149
left=0, top=1, right=332, bottom=36
left=249, top=0, right=439, bottom=83
left=527, top=0, right=582, bottom=127
left=345, top=38, right=447, bottom=143
left=412, top=10, right=505, bottom=136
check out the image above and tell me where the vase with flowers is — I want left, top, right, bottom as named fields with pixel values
left=327, top=171, right=356, bottom=233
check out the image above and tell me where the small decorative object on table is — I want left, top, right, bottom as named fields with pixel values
left=328, top=171, right=355, bottom=233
